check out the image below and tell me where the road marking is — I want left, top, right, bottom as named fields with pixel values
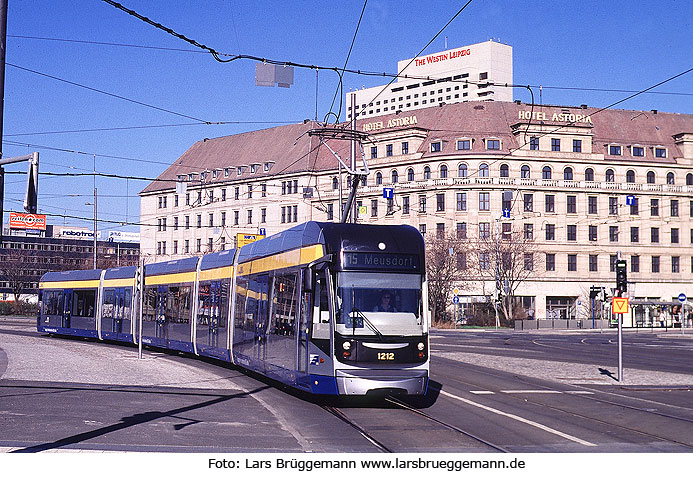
left=440, top=389, right=597, bottom=447
left=565, top=391, right=594, bottom=395
left=469, top=390, right=495, bottom=395
left=501, top=390, right=562, bottom=394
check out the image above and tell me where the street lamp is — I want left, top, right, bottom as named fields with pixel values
left=85, top=188, right=97, bottom=269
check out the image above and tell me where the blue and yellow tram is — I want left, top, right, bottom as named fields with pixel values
left=38, top=222, right=430, bottom=396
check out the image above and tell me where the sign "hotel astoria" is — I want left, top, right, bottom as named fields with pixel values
left=518, top=110, right=593, bottom=124
left=362, top=115, right=418, bottom=132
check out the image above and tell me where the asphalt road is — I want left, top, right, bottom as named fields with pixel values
left=1, top=318, right=692, bottom=453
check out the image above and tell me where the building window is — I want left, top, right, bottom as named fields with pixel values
left=436, top=223, right=445, bottom=238
left=261, top=208, right=266, bottom=223
left=542, top=166, right=552, bottom=179
left=672, top=256, right=680, bottom=273
left=546, top=224, right=555, bottom=241
left=407, top=168, right=415, bottom=182
left=479, top=163, right=489, bottom=177
left=567, top=195, right=577, bottom=214
left=647, top=171, right=656, bottom=184
left=261, top=184, right=267, bottom=197
left=545, top=195, right=555, bottom=213
left=631, top=256, right=639, bottom=273
left=567, top=225, right=577, bottom=241
left=567, top=254, right=577, bottom=272
left=479, top=222, right=490, bottom=239
left=391, top=170, right=399, bottom=183
left=402, top=142, right=409, bottom=155
left=651, top=199, right=659, bottom=216
left=371, top=199, right=378, bottom=217
left=530, top=137, right=539, bottom=150
left=500, top=164, right=509, bottom=177
left=564, top=167, right=573, bottom=180
left=386, top=144, right=393, bottom=157
left=687, top=173, right=693, bottom=186
left=419, top=195, right=427, bottom=214
left=651, top=227, right=659, bottom=243
left=403, top=196, right=410, bottom=215
left=458, top=164, right=468, bottom=178
left=456, top=192, right=467, bottom=211
left=370, top=146, right=377, bottom=159
left=609, top=226, right=619, bottom=242
left=631, top=227, right=639, bottom=243
left=457, top=139, right=471, bottom=150
left=208, top=213, right=214, bottom=227
left=419, top=224, right=426, bottom=235
left=585, top=167, right=594, bottom=181
left=589, top=255, right=598, bottom=272
left=573, top=139, right=582, bottom=152
left=423, top=166, right=431, bottom=179
left=247, top=210, right=253, bottom=224
left=606, top=169, right=615, bottom=182
left=524, top=253, right=534, bottom=271
left=651, top=256, right=660, bottom=273
left=626, top=170, right=635, bottom=183
left=479, top=252, right=490, bottom=271
left=546, top=253, right=555, bottom=271
left=487, top=139, right=500, bottom=150
left=524, top=223, right=533, bottom=239
left=667, top=172, right=675, bottom=184
left=609, top=197, right=618, bottom=215
left=656, top=148, right=667, bottom=158
left=430, top=141, right=442, bottom=152
left=609, top=145, right=622, bottom=155
left=671, top=199, right=679, bottom=217
left=523, top=194, right=533, bottom=212
left=375, top=172, right=383, bottom=185
left=551, top=138, right=560, bottom=151
left=633, top=146, right=644, bottom=157
left=610, top=255, right=617, bottom=272
left=327, top=203, right=334, bottom=220
left=588, top=196, right=598, bottom=214
left=672, top=228, right=680, bottom=244
left=589, top=225, right=598, bottom=241
left=196, top=239, right=201, bottom=253
left=196, top=215, right=202, bottom=229
left=440, top=164, right=448, bottom=178
left=521, top=165, right=530, bottom=178
left=457, top=222, right=467, bottom=239
left=630, top=197, right=639, bottom=215
left=479, top=192, right=490, bottom=211
left=234, top=211, right=239, bottom=226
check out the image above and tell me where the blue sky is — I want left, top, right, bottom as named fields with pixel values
left=2, top=0, right=691, bottom=235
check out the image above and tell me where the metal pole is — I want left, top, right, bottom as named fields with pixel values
left=350, top=93, right=357, bottom=223
left=93, top=188, right=97, bottom=269
left=617, top=251, right=623, bottom=382
left=138, top=257, right=144, bottom=360
left=0, top=0, right=8, bottom=245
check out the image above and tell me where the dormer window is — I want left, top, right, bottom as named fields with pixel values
left=457, top=139, right=471, bottom=150
left=188, top=173, right=194, bottom=181
left=264, top=161, right=274, bottom=172
left=212, top=170, right=218, bottom=179
left=430, top=141, right=442, bottom=152
left=655, top=147, right=667, bottom=158
left=632, top=146, right=644, bottom=157
left=609, top=145, right=622, bottom=156
left=486, top=139, right=501, bottom=150
left=237, top=166, right=245, bottom=176
left=224, top=168, right=230, bottom=177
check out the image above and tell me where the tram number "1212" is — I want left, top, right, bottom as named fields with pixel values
left=377, top=352, right=395, bottom=360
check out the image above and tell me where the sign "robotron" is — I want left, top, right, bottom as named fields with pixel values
left=343, top=252, right=419, bottom=271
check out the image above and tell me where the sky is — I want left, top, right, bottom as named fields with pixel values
left=2, top=0, right=692, bottom=236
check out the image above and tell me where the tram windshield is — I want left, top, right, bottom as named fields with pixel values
left=335, top=271, right=423, bottom=336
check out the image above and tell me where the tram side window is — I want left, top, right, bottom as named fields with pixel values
left=143, top=286, right=157, bottom=322
left=103, top=289, right=115, bottom=319
left=312, top=275, right=330, bottom=340
left=43, top=290, right=63, bottom=316
left=72, top=289, right=96, bottom=318
left=270, top=273, right=298, bottom=337
left=198, top=283, right=211, bottom=326
left=123, top=289, right=132, bottom=320
left=167, top=285, right=192, bottom=324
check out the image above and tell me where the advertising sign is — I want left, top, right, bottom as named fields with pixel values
left=236, top=233, right=265, bottom=248
left=9, top=212, right=46, bottom=230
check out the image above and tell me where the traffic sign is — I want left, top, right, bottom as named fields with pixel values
left=452, top=287, right=459, bottom=296
left=452, top=296, right=460, bottom=304
left=612, top=297, right=629, bottom=314
left=502, top=208, right=511, bottom=218
left=678, top=293, right=687, bottom=303
left=259, top=228, right=266, bottom=236
left=383, top=187, right=394, bottom=199
left=626, top=195, right=636, bottom=206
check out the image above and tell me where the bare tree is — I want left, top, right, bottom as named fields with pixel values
left=0, top=249, right=36, bottom=302
left=425, top=232, right=472, bottom=325
left=474, top=223, right=540, bottom=324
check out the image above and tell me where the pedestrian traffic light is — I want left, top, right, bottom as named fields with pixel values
left=615, top=260, right=627, bottom=293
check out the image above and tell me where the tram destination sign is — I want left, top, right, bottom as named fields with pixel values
left=343, top=252, right=420, bottom=271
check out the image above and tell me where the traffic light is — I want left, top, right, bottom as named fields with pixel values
left=615, top=260, right=627, bottom=293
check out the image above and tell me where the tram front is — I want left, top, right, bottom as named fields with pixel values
left=320, top=223, right=429, bottom=395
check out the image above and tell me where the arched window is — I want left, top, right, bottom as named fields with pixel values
left=626, top=170, right=635, bottom=183
left=606, top=169, right=615, bottom=182
left=521, top=165, right=530, bottom=178
left=667, top=172, right=675, bottom=185
left=407, top=168, right=415, bottom=182
left=647, top=171, right=655, bottom=184
left=391, top=170, right=399, bottom=184
left=332, top=177, right=338, bottom=190
left=585, top=167, right=594, bottom=182
left=542, top=166, right=552, bottom=179
left=479, top=163, right=489, bottom=178
left=440, top=164, right=448, bottom=179
left=687, top=173, right=693, bottom=186
left=458, top=164, right=468, bottom=178
left=564, top=167, right=573, bottom=180
left=423, top=166, right=431, bottom=180
left=375, top=171, right=383, bottom=185
left=500, top=164, right=509, bottom=178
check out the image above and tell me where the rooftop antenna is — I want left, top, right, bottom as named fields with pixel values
left=445, top=36, right=447, bottom=49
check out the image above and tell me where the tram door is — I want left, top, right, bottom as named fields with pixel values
left=197, top=281, right=221, bottom=351
left=62, top=289, right=73, bottom=328
left=156, top=286, right=167, bottom=340
left=255, top=274, right=269, bottom=362
left=112, top=288, right=126, bottom=334
left=298, top=274, right=311, bottom=374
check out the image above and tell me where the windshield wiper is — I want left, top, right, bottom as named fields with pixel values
left=351, top=306, right=384, bottom=340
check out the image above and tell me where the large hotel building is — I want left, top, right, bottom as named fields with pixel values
left=140, top=42, right=693, bottom=325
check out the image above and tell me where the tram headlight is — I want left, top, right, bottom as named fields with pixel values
left=417, top=342, right=425, bottom=351
left=342, top=341, right=351, bottom=351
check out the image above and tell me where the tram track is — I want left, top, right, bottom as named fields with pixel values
left=433, top=365, right=693, bottom=450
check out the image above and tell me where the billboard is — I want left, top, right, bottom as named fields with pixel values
left=236, top=233, right=265, bottom=248
left=9, top=212, right=46, bottom=230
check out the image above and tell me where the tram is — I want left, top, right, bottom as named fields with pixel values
left=37, top=222, right=430, bottom=396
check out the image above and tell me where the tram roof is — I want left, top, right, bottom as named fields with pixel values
left=144, top=256, right=199, bottom=276
left=103, top=266, right=137, bottom=280
left=40, top=268, right=103, bottom=283
left=199, top=249, right=237, bottom=271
